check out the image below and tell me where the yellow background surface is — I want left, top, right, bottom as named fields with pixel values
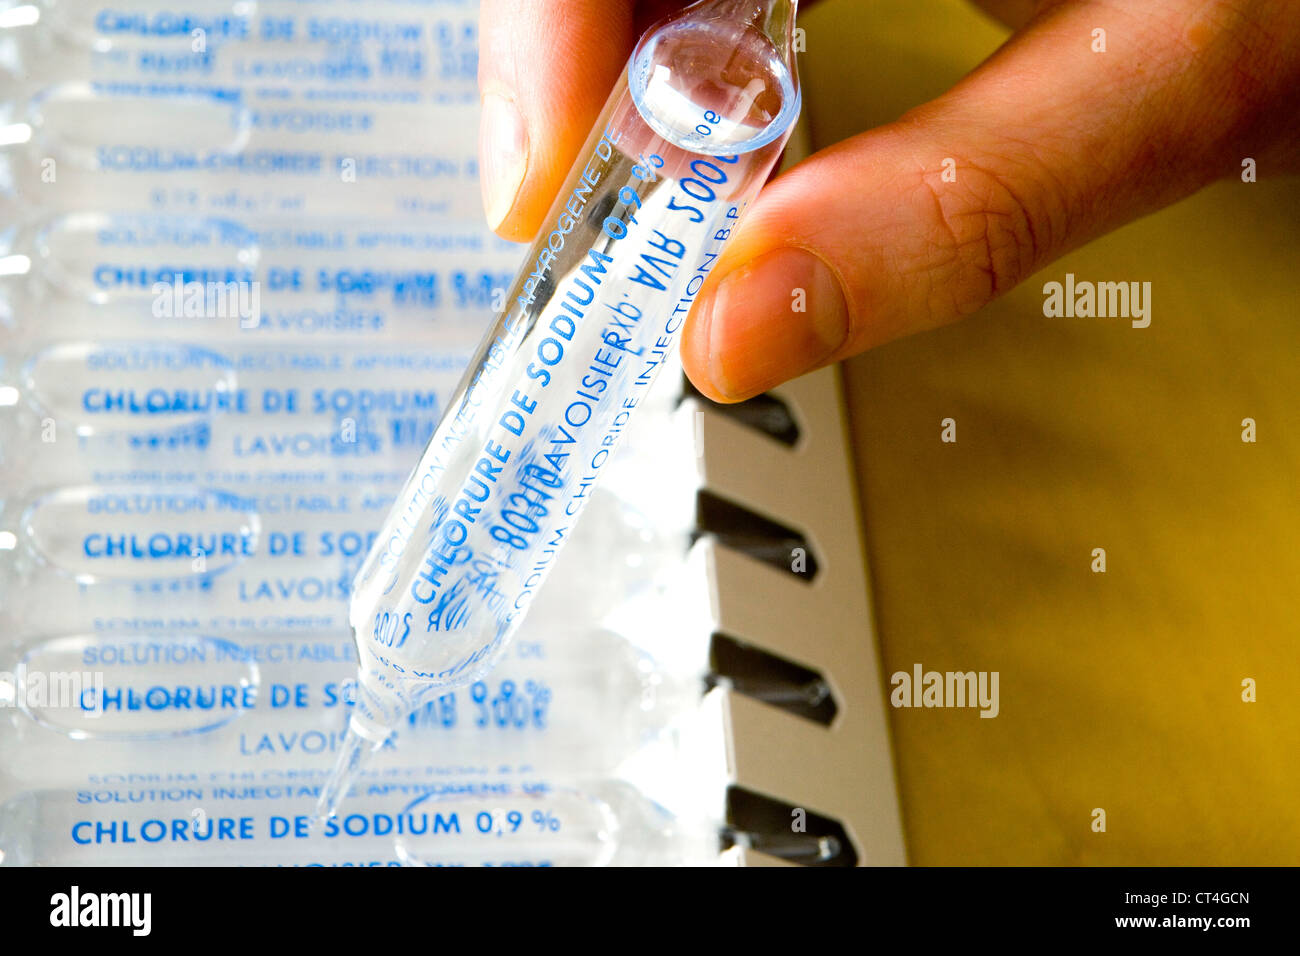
left=801, top=0, right=1300, bottom=864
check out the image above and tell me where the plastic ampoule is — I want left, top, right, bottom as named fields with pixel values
left=317, top=0, right=801, bottom=822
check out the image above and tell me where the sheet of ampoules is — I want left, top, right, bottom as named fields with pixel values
left=0, top=0, right=724, bottom=867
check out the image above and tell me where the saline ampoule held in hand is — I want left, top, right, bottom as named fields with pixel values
left=317, top=0, right=802, bottom=820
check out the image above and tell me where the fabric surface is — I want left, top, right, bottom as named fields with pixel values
left=801, top=0, right=1300, bottom=864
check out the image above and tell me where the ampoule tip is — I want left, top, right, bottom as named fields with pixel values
left=312, top=723, right=372, bottom=828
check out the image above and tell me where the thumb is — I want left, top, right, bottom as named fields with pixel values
left=681, top=0, right=1299, bottom=402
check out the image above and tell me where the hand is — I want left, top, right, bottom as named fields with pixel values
left=478, top=0, right=1300, bottom=402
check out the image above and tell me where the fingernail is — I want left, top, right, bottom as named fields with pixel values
left=479, top=92, right=528, bottom=231
left=701, top=248, right=849, bottom=400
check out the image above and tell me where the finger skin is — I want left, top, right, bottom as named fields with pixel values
left=478, top=0, right=639, bottom=240
left=680, top=0, right=1300, bottom=402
